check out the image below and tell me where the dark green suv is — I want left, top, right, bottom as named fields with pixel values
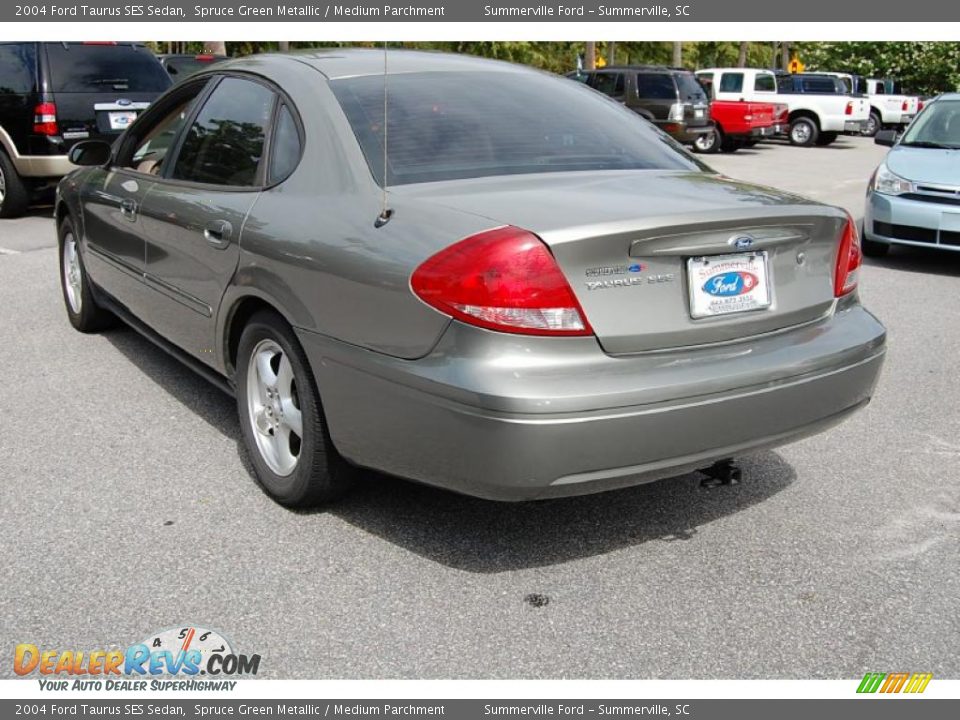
left=568, top=65, right=712, bottom=145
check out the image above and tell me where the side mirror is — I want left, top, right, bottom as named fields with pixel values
left=68, top=140, right=112, bottom=167
left=875, top=130, right=898, bottom=147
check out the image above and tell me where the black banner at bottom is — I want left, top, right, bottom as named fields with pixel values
left=1, top=699, right=957, bottom=720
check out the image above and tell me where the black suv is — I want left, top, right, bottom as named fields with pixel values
left=569, top=65, right=712, bottom=145
left=0, top=42, right=171, bottom=218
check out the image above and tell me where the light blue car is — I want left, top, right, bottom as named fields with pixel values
left=864, top=93, right=960, bottom=256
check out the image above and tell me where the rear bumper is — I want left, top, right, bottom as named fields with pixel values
left=299, top=303, right=886, bottom=501
left=658, top=122, right=713, bottom=144
left=843, top=119, right=867, bottom=134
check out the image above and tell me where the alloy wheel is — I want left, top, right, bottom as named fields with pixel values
left=246, top=339, right=303, bottom=476
left=62, top=232, right=83, bottom=314
left=791, top=122, right=811, bottom=144
left=0, top=164, right=6, bottom=208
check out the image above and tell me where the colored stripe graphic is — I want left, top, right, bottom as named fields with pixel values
left=857, top=672, right=932, bottom=694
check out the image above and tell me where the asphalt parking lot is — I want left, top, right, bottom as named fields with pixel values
left=1, top=134, right=958, bottom=679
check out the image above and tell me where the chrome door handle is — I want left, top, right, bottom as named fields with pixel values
left=120, top=198, right=137, bottom=220
left=203, top=220, right=233, bottom=249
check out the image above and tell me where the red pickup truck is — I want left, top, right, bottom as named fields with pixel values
left=692, top=78, right=789, bottom=153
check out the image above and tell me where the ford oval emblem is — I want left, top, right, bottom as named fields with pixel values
left=703, top=271, right=759, bottom=297
left=116, top=98, right=132, bottom=107
left=731, top=235, right=754, bottom=250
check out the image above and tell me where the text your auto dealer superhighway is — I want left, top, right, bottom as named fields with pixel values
left=193, top=4, right=446, bottom=17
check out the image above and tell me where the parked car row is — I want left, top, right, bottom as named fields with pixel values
left=569, top=64, right=921, bottom=152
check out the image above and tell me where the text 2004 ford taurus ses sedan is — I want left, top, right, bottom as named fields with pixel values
left=56, top=50, right=887, bottom=506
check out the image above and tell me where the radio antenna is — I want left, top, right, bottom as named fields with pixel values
left=375, top=40, right=393, bottom=228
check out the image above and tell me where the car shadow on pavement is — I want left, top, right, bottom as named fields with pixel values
left=331, top=452, right=796, bottom=573
left=101, top=324, right=796, bottom=574
left=863, top=246, right=960, bottom=278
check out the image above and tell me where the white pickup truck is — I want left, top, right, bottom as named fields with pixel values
left=696, top=68, right=870, bottom=147
left=820, top=73, right=919, bottom=136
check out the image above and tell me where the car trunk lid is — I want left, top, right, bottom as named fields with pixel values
left=396, top=170, right=846, bottom=354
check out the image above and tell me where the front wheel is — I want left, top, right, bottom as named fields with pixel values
left=236, top=311, right=357, bottom=507
left=788, top=117, right=818, bottom=147
left=691, top=128, right=721, bottom=154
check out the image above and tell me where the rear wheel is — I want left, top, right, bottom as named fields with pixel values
left=236, top=311, right=357, bottom=507
left=815, top=132, right=839, bottom=146
left=863, top=111, right=882, bottom=138
left=691, top=128, right=721, bottom=154
left=788, top=117, right=818, bottom=147
left=58, top=217, right=114, bottom=332
left=0, top=151, right=30, bottom=219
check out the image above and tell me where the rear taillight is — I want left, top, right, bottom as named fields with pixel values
left=918, top=100, right=925, bottom=111
left=411, top=226, right=592, bottom=336
left=902, top=100, right=909, bottom=111
left=834, top=214, right=862, bottom=297
left=33, top=102, right=58, bottom=136
left=845, top=101, right=854, bottom=116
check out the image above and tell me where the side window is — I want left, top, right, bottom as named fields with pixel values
left=719, top=72, right=744, bottom=93
left=754, top=74, right=776, bottom=92
left=0, top=43, right=37, bottom=94
left=172, top=77, right=276, bottom=187
left=636, top=73, right=676, bottom=100
left=268, top=104, right=301, bottom=184
left=874, top=83, right=886, bottom=95
left=590, top=73, right=625, bottom=98
left=126, top=87, right=204, bottom=175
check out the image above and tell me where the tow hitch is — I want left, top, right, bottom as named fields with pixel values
left=699, top=459, right=742, bottom=488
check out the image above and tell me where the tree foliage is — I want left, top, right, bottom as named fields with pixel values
left=147, top=41, right=960, bottom=94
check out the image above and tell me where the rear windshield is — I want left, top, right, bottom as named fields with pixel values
left=45, top=43, right=171, bottom=93
left=331, top=71, right=706, bottom=186
left=675, top=72, right=708, bottom=102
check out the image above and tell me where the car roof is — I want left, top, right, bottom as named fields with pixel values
left=253, top=48, right=534, bottom=80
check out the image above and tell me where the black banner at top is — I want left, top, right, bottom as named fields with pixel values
left=2, top=0, right=957, bottom=23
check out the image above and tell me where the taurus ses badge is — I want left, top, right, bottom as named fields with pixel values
left=730, top=235, right=754, bottom=250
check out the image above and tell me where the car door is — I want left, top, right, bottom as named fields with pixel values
left=79, top=78, right=208, bottom=321
left=137, top=75, right=277, bottom=364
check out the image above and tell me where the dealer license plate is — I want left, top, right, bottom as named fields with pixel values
left=687, top=251, right=771, bottom=319
left=108, top=111, right=138, bottom=130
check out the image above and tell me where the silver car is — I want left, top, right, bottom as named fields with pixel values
left=864, top=93, right=960, bottom=256
left=56, top=50, right=886, bottom=506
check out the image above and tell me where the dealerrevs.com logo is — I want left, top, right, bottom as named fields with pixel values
left=15, top=626, right=261, bottom=691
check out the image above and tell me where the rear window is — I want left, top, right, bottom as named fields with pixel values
left=754, top=74, right=776, bottom=92
left=675, top=72, right=707, bottom=102
left=719, top=73, right=744, bottom=93
left=331, top=71, right=706, bottom=186
left=0, top=43, right=37, bottom=93
left=800, top=76, right=842, bottom=94
left=45, top=43, right=171, bottom=93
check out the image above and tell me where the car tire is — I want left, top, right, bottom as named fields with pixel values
left=691, top=128, right=721, bottom=154
left=58, top=216, right=115, bottom=332
left=0, top=150, right=30, bottom=219
left=815, top=132, right=838, bottom=146
left=863, top=111, right=882, bottom=138
left=788, top=117, right=818, bottom=147
left=236, top=310, right=357, bottom=508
